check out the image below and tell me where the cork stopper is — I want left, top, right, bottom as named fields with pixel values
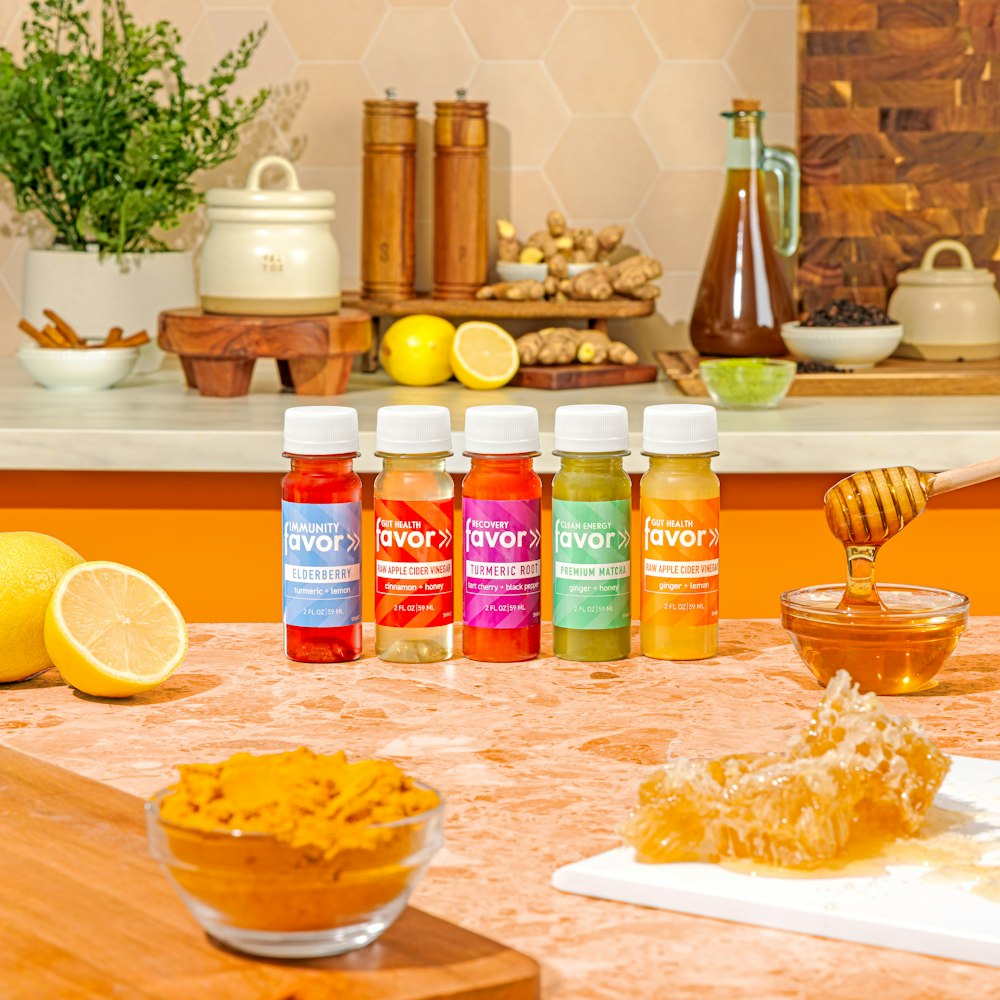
left=732, top=98, right=761, bottom=112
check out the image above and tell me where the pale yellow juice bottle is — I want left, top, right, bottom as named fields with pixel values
left=640, top=404, right=720, bottom=660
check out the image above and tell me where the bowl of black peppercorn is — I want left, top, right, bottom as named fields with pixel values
left=781, top=300, right=903, bottom=370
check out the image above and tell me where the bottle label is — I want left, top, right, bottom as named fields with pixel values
left=463, top=498, right=542, bottom=630
left=641, top=497, right=720, bottom=628
left=552, top=499, right=631, bottom=630
left=375, top=498, right=454, bottom=629
left=282, top=500, right=362, bottom=629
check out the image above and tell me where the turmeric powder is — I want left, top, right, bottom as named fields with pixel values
left=153, top=749, right=443, bottom=935
left=160, top=747, right=439, bottom=858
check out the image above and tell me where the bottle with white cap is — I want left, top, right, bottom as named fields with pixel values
left=640, top=403, right=720, bottom=660
left=551, top=404, right=632, bottom=662
left=374, top=405, right=455, bottom=662
left=282, top=406, right=363, bottom=663
left=461, top=405, right=542, bottom=662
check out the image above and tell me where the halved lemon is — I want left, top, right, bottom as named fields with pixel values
left=44, top=561, right=187, bottom=698
left=450, top=321, right=520, bottom=390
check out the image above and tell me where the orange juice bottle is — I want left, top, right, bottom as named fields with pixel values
left=640, top=404, right=720, bottom=660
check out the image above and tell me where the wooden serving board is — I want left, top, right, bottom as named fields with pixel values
left=158, top=307, right=373, bottom=397
left=510, top=362, right=659, bottom=390
left=344, top=292, right=656, bottom=322
left=0, top=747, right=539, bottom=1000
left=657, top=350, right=1000, bottom=396
left=798, top=1, right=1000, bottom=313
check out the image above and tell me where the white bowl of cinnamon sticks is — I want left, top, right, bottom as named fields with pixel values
left=17, top=309, right=148, bottom=390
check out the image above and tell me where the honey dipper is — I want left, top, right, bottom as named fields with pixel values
left=824, top=455, right=1000, bottom=546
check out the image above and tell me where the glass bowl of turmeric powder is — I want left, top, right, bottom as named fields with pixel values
left=145, top=748, right=444, bottom=959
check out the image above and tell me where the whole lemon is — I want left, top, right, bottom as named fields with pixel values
left=0, top=531, right=84, bottom=683
left=379, top=315, right=455, bottom=386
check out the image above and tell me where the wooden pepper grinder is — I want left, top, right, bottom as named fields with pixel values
left=433, top=90, right=489, bottom=300
left=362, top=89, right=418, bottom=301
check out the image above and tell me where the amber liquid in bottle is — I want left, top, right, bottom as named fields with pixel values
left=690, top=103, right=796, bottom=357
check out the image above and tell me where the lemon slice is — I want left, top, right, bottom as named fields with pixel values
left=44, top=561, right=187, bottom=698
left=450, top=321, right=520, bottom=390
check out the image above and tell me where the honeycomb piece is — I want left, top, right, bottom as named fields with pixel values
left=622, top=671, right=950, bottom=869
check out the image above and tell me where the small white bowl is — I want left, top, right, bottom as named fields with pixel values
left=17, top=343, right=140, bottom=390
left=566, top=261, right=597, bottom=278
left=496, top=261, right=548, bottom=282
left=780, top=321, right=904, bottom=370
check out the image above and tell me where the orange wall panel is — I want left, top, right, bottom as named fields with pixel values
left=1, top=471, right=997, bottom=623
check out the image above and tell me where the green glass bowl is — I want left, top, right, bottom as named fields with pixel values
left=699, top=358, right=796, bottom=410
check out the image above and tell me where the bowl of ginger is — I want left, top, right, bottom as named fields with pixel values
left=146, top=748, right=444, bottom=959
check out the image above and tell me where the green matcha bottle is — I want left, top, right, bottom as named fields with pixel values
left=552, top=404, right=632, bottom=661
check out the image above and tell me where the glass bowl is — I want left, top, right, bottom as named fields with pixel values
left=699, top=358, right=796, bottom=409
left=781, top=583, right=969, bottom=694
left=146, top=785, right=444, bottom=959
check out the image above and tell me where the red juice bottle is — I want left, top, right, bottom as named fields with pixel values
left=282, top=406, right=363, bottom=663
left=462, top=405, right=542, bottom=662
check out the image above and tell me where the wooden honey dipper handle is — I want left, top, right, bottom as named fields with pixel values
left=928, top=455, right=1000, bottom=497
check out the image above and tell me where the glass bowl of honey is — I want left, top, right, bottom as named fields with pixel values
left=780, top=584, right=969, bottom=694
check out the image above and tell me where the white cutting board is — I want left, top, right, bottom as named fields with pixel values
left=553, top=755, right=1000, bottom=967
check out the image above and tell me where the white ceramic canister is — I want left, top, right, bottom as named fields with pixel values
left=200, top=155, right=341, bottom=316
left=888, top=239, right=1000, bottom=361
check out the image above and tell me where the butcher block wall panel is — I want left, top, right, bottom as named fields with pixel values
left=798, top=1, right=1000, bottom=311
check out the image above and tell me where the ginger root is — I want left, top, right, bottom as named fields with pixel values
left=476, top=279, right=546, bottom=301
left=515, top=326, right=636, bottom=366
left=496, top=219, right=520, bottom=262
left=486, top=215, right=662, bottom=302
left=536, top=327, right=579, bottom=365
left=608, top=341, right=639, bottom=365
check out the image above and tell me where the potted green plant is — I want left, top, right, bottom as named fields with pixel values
left=0, top=0, right=268, bottom=370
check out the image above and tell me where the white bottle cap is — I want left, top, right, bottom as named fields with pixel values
left=376, top=405, right=453, bottom=455
left=553, top=404, right=630, bottom=454
left=283, top=405, right=359, bottom=455
left=463, top=405, right=539, bottom=455
left=643, top=404, right=718, bottom=455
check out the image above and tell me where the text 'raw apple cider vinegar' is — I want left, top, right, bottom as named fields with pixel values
left=640, top=404, right=720, bottom=660
left=552, top=404, right=632, bottom=662
left=462, top=405, right=543, bottom=662
left=374, top=405, right=455, bottom=662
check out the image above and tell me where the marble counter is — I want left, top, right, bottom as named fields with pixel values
left=4, top=621, right=1000, bottom=999
left=5, top=358, right=1000, bottom=474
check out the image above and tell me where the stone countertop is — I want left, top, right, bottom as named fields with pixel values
left=4, top=621, right=1000, bottom=999
left=5, top=358, right=1000, bottom=474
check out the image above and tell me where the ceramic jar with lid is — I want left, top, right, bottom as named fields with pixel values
left=888, top=239, right=1000, bottom=361
left=200, top=155, right=340, bottom=316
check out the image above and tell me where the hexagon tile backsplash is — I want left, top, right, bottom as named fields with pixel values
left=0, top=0, right=797, bottom=359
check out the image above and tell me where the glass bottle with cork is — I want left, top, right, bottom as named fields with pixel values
left=461, top=405, right=542, bottom=662
left=690, top=98, right=799, bottom=357
left=374, top=405, right=455, bottom=662
left=281, top=406, right=363, bottom=663
left=552, top=404, right=632, bottom=662
left=640, top=404, right=720, bottom=660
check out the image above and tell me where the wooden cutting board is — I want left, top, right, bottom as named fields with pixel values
left=0, top=747, right=539, bottom=1000
left=798, top=2, right=1000, bottom=313
left=657, top=350, right=1000, bottom=396
left=510, top=363, right=659, bottom=390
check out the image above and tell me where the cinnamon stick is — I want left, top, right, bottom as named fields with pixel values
left=116, top=330, right=150, bottom=348
left=43, top=323, right=71, bottom=348
left=105, top=326, right=123, bottom=347
left=42, top=309, right=84, bottom=348
left=18, top=319, right=56, bottom=348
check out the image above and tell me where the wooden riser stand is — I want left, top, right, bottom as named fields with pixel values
left=158, top=308, right=373, bottom=397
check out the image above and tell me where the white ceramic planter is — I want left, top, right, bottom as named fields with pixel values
left=21, top=247, right=197, bottom=372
